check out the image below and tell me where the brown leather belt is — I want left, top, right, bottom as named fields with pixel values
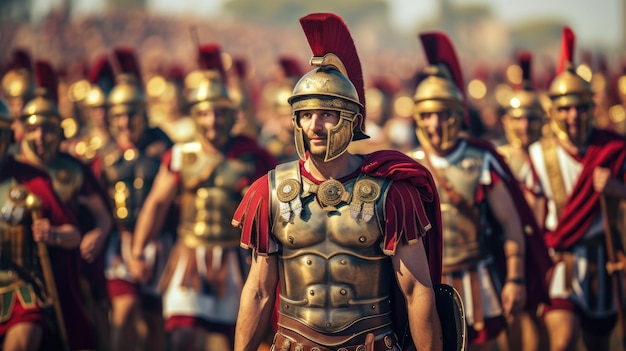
left=272, top=332, right=398, bottom=351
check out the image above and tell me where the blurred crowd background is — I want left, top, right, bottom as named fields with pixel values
left=1, top=0, right=626, bottom=149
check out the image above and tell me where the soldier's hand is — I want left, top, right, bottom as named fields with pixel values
left=127, top=255, right=150, bottom=284
left=593, top=167, right=612, bottom=193
left=80, top=230, right=105, bottom=263
left=501, top=280, right=526, bottom=322
left=32, top=218, right=53, bottom=244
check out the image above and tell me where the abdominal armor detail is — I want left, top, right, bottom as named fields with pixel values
left=177, top=143, right=256, bottom=248
left=269, top=161, right=393, bottom=344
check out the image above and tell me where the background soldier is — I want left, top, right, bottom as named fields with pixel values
left=18, top=60, right=112, bottom=351
left=129, top=43, right=276, bottom=351
left=98, top=47, right=174, bottom=351
left=524, top=27, right=626, bottom=351
left=233, top=13, right=444, bottom=351
left=0, top=97, right=84, bottom=350
left=406, top=31, right=551, bottom=351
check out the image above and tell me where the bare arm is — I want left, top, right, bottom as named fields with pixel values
left=32, top=220, right=81, bottom=249
left=131, top=162, right=177, bottom=259
left=78, top=193, right=113, bottom=262
left=487, top=180, right=526, bottom=318
left=235, top=251, right=278, bottom=351
left=391, top=238, right=443, bottom=351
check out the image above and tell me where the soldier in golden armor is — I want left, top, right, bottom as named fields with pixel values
left=233, top=13, right=445, bottom=351
left=128, top=44, right=276, bottom=351
left=97, top=48, right=174, bottom=351
left=496, top=52, right=548, bottom=351
left=0, top=95, right=87, bottom=351
left=18, top=60, right=112, bottom=351
left=405, top=32, right=552, bottom=351
left=523, top=27, right=626, bottom=351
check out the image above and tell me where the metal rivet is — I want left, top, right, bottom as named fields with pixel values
left=359, top=236, right=366, bottom=243
left=340, top=289, right=347, bottom=295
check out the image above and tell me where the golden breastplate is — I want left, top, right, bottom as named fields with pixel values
left=176, top=143, right=256, bottom=248
left=269, top=161, right=392, bottom=336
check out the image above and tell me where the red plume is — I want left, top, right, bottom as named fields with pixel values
left=198, top=43, right=227, bottom=84
left=557, top=27, right=575, bottom=74
left=89, top=55, right=115, bottom=94
left=299, top=13, right=365, bottom=116
left=8, top=49, right=33, bottom=71
left=419, top=32, right=465, bottom=100
left=278, top=56, right=304, bottom=80
left=518, top=51, right=533, bottom=89
left=113, top=47, right=142, bottom=83
left=34, top=61, right=59, bottom=104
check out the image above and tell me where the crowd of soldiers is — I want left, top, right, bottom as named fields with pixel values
left=1, top=9, right=626, bottom=351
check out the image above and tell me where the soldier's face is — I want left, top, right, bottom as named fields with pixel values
left=555, top=103, right=591, bottom=143
left=193, top=107, right=235, bottom=147
left=297, top=109, right=339, bottom=158
left=23, top=123, right=61, bottom=163
left=110, top=109, right=146, bottom=144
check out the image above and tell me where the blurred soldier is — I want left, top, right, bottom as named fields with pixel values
left=65, top=55, right=116, bottom=164
left=259, top=56, right=303, bottom=162
left=18, top=60, right=107, bottom=351
left=0, top=96, right=86, bottom=351
left=496, top=52, right=548, bottom=351
left=233, top=13, right=445, bottom=351
left=406, top=32, right=551, bottom=351
left=524, top=27, right=626, bottom=351
left=129, top=43, right=276, bottom=351
left=98, top=47, right=174, bottom=351
left=1, top=49, right=35, bottom=146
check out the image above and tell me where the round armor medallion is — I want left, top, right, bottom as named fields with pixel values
left=354, top=179, right=380, bottom=203
left=317, top=178, right=345, bottom=207
left=277, top=179, right=300, bottom=203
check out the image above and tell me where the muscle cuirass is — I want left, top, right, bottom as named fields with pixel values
left=269, top=161, right=393, bottom=343
left=497, top=144, right=528, bottom=182
left=411, top=146, right=488, bottom=270
left=0, top=178, right=43, bottom=291
left=100, top=143, right=161, bottom=230
left=177, top=142, right=256, bottom=248
left=47, top=155, right=84, bottom=204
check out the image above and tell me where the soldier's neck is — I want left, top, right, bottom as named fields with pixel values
left=304, top=152, right=361, bottom=181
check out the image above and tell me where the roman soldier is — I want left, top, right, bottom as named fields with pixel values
left=1, top=49, right=35, bottom=145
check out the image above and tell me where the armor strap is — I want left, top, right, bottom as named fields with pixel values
left=540, top=137, right=567, bottom=220
left=270, top=160, right=302, bottom=225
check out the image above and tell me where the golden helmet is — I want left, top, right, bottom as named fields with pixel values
left=547, top=27, right=594, bottom=144
left=107, top=74, right=145, bottom=116
left=288, top=13, right=368, bottom=162
left=413, top=32, right=466, bottom=152
left=1, top=49, right=35, bottom=99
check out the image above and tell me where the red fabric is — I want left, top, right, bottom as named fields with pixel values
left=0, top=291, right=45, bottom=336
left=540, top=130, right=626, bottom=250
left=226, top=136, right=278, bottom=181
left=466, top=138, right=552, bottom=309
left=360, top=150, right=442, bottom=284
left=107, top=278, right=138, bottom=298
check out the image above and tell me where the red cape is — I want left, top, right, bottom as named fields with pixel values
left=541, top=130, right=626, bottom=250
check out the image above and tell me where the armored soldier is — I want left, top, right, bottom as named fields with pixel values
left=524, top=27, right=626, bottom=351
left=1, top=49, right=35, bottom=146
left=406, top=32, right=551, bottom=351
left=98, top=48, right=174, bottom=351
left=259, top=56, right=303, bottom=163
left=18, top=60, right=112, bottom=351
left=128, top=43, right=276, bottom=351
left=65, top=55, right=116, bottom=164
left=233, top=13, right=445, bottom=351
left=0, top=96, right=89, bottom=351
left=496, top=52, right=548, bottom=351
